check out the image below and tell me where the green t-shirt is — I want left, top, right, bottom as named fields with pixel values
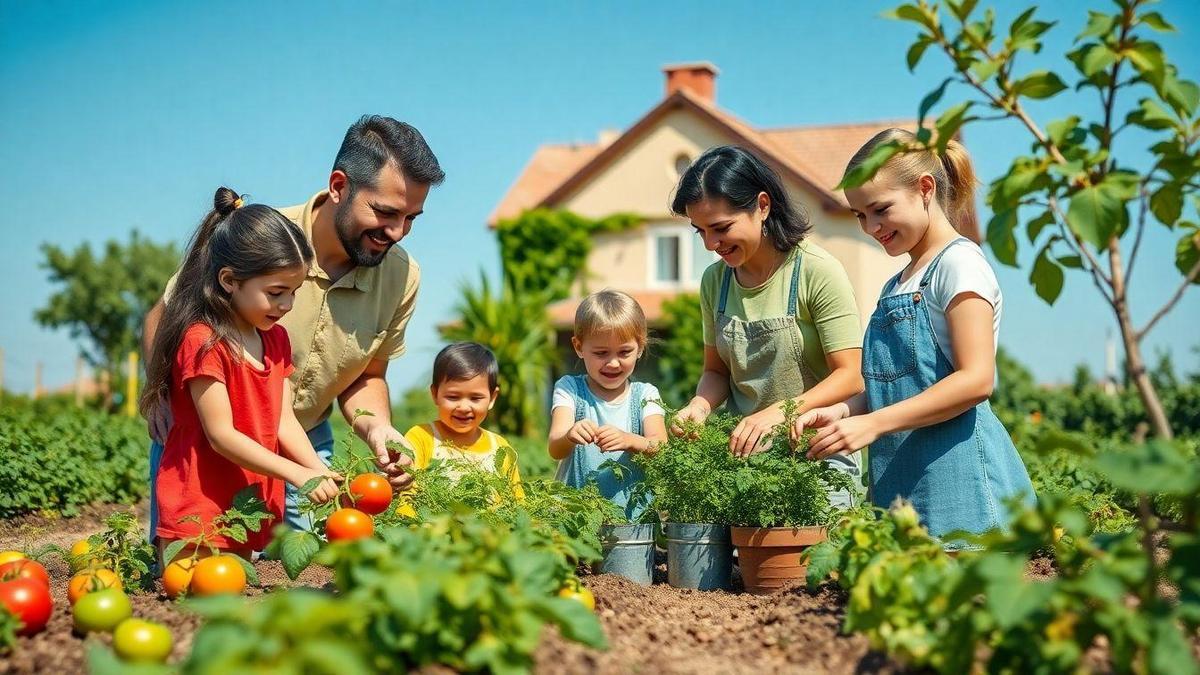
left=700, top=241, right=862, bottom=381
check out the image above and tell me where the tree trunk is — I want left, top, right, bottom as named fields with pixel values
left=1109, top=242, right=1174, bottom=440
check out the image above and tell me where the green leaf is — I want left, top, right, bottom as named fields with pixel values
left=1026, top=210, right=1056, bottom=244
left=934, top=101, right=975, bottom=151
left=1046, top=115, right=1084, bottom=147
left=1176, top=225, right=1200, bottom=283
left=279, top=530, right=322, bottom=580
left=1076, top=10, right=1116, bottom=41
left=1151, top=183, right=1183, bottom=226
left=1069, top=43, right=1119, bottom=78
left=162, top=539, right=188, bottom=566
left=1012, top=71, right=1067, bottom=99
left=1148, top=616, right=1200, bottom=675
left=837, top=140, right=905, bottom=190
left=1057, top=255, right=1082, bottom=269
left=1067, top=184, right=1124, bottom=250
left=970, top=58, right=1002, bottom=82
left=1030, top=243, right=1065, bottom=304
left=906, top=37, right=934, bottom=72
left=948, top=0, right=978, bottom=22
left=1138, top=11, right=1175, bottom=33
left=299, top=476, right=327, bottom=496
left=537, top=597, right=608, bottom=649
left=1125, top=41, right=1166, bottom=87
left=987, top=209, right=1019, bottom=266
left=918, top=78, right=953, bottom=126
left=1127, top=98, right=1180, bottom=131
left=884, top=4, right=938, bottom=32
left=231, top=553, right=260, bottom=587
left=803, top=541, right=841, bottom=587
left=1159, top=71, right=1200, bottom=117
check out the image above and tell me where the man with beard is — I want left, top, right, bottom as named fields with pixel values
left=142, top=115, right=444, bottom=530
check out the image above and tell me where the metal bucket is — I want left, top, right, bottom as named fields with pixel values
left=595, top=523, right=656, bottom=585
left=665, top=522, right=732, bottom=591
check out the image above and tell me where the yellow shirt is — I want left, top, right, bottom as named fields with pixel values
left=404, top=423, right=523, bottom=494
left=164, top=190, right=421, bottom=430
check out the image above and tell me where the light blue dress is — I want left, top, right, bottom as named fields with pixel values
left=863, top=238, right=1035, bottom=546
left=552, top=375, right=663, bottom=521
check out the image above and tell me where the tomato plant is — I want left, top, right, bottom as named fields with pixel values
left=112, top=618, right=173, bottom=663
left=189, top=556, right=247, bottom=597
left=342, top=473, right=392, bottom=515
left=0, top=578, right=52, bottom=637
left=159, top=486, right=268, bottom=592
left=73, top=588, right=132, bottom=633
left=0, top=604, right=18, bottom=654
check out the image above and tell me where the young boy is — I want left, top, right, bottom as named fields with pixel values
left=404, top=343, right=522, bottom=491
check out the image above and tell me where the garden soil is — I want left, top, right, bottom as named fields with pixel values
left=1, top=503, right=904, bottom=674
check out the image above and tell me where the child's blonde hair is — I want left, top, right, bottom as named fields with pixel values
left=574, top=290, right=648, bottom=349
left=844, top=128, right=979, bottom=238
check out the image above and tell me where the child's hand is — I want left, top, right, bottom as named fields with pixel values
left=296, top=469, right=343, bottom=504
left=595, top=425, right=633, bottom=452
left=567, top=419, right=599, bottom=446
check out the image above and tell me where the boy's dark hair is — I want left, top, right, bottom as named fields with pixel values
left=670, top=145, right=811, bottom=252
left=334, top=115, right=445, bottom=194
left=432, top=342, right=498, bottom=390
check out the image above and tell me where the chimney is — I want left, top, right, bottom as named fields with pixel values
left=662, top=62, right=719, bottom=103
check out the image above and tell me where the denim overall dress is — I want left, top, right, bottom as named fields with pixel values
left=553, top=375, right=649, bottom=521
left=863, top=238, right=1035, bottom=544
left=714, top=249, right=860, bottom=508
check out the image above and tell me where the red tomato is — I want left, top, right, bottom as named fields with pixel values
left=342, top=473, right=393, bottom=515
left=0, top=560, right=50, bottom=588
left=0, top=578, right=53, bottom=636
left=325, top=508, right=374, bottom=542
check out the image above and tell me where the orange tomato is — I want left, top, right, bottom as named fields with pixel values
left=0, top=559, right=50, bottom=588
left=161, top=558, right=197, bottom=599
left=0, top=551, right=25, bottom=566
left=343, top=474, right=393, bottom=515
left=70, top=540, right=101, bottom=572
left=68, top=568, right=122, bottom=605
left=326, top=508, right=374, bottom=542
left=189, top=555, right=246, bottom=597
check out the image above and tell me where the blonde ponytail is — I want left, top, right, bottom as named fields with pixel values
left=843, top=129, right=981, bottom=243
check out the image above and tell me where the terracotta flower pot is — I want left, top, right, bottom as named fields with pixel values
left=730, top=525, right=826, bottom=594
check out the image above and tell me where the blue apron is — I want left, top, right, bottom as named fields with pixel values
left=863, top=238, right=1034, bottom=545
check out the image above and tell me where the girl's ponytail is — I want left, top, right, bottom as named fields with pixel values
left=939, top=140, right=979, bottom=243
left=139, top=186, right=312, bottom=419
left=843, top=129, right=982, bottom=244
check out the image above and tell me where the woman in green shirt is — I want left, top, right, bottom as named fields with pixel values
left=670, top=146, right=865, bottom=469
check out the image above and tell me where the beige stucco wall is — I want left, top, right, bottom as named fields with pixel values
left=558, top=107, right=900, bottom=326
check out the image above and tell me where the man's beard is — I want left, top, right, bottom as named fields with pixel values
left=335, top=199, right=392, bottom=267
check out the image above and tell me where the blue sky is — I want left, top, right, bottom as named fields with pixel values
left=2, top=0, right=1198, bottom=397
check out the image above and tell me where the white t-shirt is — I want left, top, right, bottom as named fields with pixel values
left=887, top=239, right=1002, bottom=367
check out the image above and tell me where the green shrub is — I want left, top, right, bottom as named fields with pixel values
left=0, top=403, right=148, bottom=518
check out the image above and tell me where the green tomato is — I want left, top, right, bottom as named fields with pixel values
left=113, top=618, right=173, bottom=662
left=73, top=588, right=132, bottom=633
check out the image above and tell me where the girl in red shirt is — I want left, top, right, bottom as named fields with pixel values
left=140, top=187, right=340, bottom=562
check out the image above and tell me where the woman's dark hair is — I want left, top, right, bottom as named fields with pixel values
left=432, top=342, right=499, bottom=391
left=334, top=115, right=446, bottom=195
left=670, top=145, right=811, bottom=252
left=140, top=187, right=314, bottom=418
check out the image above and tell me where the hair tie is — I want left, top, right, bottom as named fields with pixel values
left=232, top=197, right=244, bottom=209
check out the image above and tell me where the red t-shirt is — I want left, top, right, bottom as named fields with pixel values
left=155, top=323, right=293, bottom=550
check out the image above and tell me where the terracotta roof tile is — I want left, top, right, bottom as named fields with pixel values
left=487, top=142, right=603, bottom=226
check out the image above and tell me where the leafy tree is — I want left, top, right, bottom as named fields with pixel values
left=859, top=0, right=1199, bottom=439
left=35, top=231, right=179, bottom=408
left=495, top=208, right=640, bottom=301
left=655, top=293, right=705, bottom=408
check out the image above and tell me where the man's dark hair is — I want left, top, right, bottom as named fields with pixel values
left=432, top=342, right=498, bottom=390
left=334, top=115, right=445, bottom=192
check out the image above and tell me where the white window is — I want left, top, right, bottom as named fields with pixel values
left=648, top=223, right=719, bottom=289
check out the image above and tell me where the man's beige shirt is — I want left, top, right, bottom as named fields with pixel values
left=165, top=190, right=420, bottom=430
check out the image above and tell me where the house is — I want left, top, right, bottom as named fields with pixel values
left=488, top=62, right=910, bottom=381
